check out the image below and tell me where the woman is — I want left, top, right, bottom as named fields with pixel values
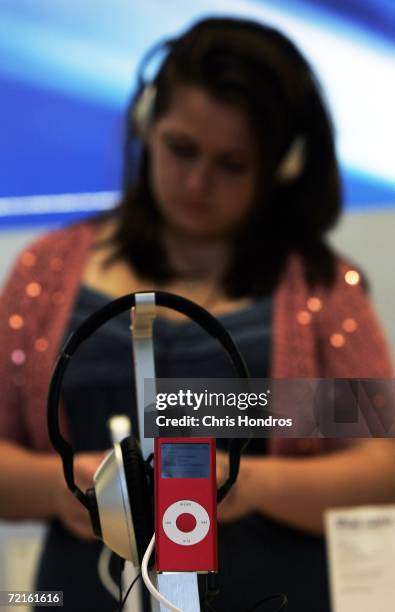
left=0, top=17, right=394, bottom=612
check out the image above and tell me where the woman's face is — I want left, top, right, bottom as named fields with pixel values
left=148, top=85, right=258, bottom=241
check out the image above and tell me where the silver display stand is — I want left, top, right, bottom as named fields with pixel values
left=131, top=293, right=200, bottom=612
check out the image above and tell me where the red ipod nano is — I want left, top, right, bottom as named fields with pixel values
left=155, top=437, right=218, bottom=573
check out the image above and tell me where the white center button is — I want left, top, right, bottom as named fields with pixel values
left=162, top=500, right=210, bottom=545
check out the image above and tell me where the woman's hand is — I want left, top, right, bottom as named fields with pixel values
left=54, top=451, right=108, bottom=540
left=216, top=450, right=257, bottom=522
left=218, top=441, right=395, bottom=534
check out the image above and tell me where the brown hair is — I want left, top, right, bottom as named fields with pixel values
left=109, top=16, right=342, bottom=296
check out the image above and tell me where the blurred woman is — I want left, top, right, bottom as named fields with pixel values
left=1, top=17, right=394, bottom=612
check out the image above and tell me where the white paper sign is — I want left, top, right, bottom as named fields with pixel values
left=325, top=505, right=395, bottom=612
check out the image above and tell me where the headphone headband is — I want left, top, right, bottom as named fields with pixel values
left=47, top=291, right=250, bottom=507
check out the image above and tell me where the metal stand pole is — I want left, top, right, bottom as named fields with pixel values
left=131, top=293, right=200, bottom=612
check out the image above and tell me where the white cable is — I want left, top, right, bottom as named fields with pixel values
left=141, top=534, right=182, bottom=612
left=97, top=544, right=119, bottom=601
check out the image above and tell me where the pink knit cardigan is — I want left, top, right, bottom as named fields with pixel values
left=0, top=221, right=392, bottom=455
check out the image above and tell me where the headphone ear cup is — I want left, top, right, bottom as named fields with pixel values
left=121, top=437, right=154, bottom=564
left=86, top=487, right=102, bottom=538
left=132, top=83, right=156, bottom=139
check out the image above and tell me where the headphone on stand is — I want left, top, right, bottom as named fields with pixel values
left=47, top=291, right=250, bottom=566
